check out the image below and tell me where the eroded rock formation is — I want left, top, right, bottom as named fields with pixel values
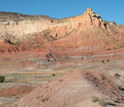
left=0, top=8, right=124, bottom=53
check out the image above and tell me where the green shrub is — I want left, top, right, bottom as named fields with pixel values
left=0, top=76, right=5, bottom=83
left=102, top=60, right=105, bottom=63
left=99, top=98, right=108, bottom=106
left=52, top=74, right=56, bottom=76
left=92, top=96, right=99, bottom=102
left=107, top=59, right=110, bottom=62
left=107, top=48, right=111, bottom=51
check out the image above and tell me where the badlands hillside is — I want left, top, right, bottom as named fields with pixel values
left=0, top=8, right=124, bottom=107
left=0, top=8, right=124, bottom=53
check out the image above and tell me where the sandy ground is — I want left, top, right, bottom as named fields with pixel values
left=0, top=50, right=124, bottom=107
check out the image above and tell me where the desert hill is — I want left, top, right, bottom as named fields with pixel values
left=0, top=8, right=123, bottom=53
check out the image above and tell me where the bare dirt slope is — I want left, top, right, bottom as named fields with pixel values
left=11, top=68, right=124, bottom=107
left=11, top=70, right=101, bottom=107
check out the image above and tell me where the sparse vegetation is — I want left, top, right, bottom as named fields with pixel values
left=0, top=76, right=5, bottom=83
left=42, top=97, right=49, bottom=102
left=107, top=48, right=111, bottom=51
left=99, top=98, right=109, bottom=106
left=92, top=97, right=113, bottom=106
left=102, top=60, right=105, bottom=64
left=52, top=74, right=56, bottom=76
left=92, top=96, right=99, bottom=102
left=0, top=11, right=53, bottom=22
left=102, top=59, right=110, bottom=64
left=107, top=59, right=110, bottom=62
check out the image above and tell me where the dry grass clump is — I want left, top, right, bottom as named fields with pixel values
left=0, top=75, right=5, bottom=83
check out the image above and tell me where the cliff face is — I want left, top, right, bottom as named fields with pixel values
left=0, top=13, right=54, bottom=43
left=0, top=8, right=124, bottom=53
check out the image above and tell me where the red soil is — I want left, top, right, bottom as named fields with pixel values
left=0, top=85, right=34, bottom=98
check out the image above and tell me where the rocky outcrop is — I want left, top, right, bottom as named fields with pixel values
left=0, top=18, right=53, bottom=43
